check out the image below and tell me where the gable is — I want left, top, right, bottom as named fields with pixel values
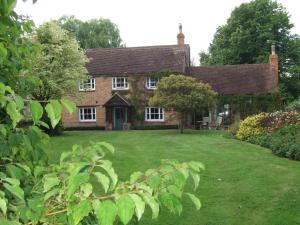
left=104, top=93, right=132, bottom=107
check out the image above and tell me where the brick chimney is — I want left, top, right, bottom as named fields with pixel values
left=269, top=44, right=278, bottom=85
left=177, top=23, right=185, bottom=48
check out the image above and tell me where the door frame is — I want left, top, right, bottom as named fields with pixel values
left=113, top=107, right=127, bottom=130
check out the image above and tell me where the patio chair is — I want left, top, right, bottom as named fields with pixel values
left=216, top=116, right=223, bottom=129
left=202, top=117, right=210, bottom=129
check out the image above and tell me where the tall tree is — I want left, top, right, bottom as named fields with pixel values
left=31, top=21, right=88, bottom=101
left=200, top=0, right=300, bottom=100
left=149, top=75, right=217, bottom=133
left=59, top=16, right=124, bottom=49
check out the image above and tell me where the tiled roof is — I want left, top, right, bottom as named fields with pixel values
left=189, top=64, right=278, bottom=95
left=104, top=93, right=132, bottom=107
left=86, top=45, right=189, bottom=75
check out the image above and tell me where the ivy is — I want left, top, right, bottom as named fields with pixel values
left=218, top=92, right=283, bottom=119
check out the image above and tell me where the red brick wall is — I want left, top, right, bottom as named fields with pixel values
left=62, top=75, right=179, bottom=128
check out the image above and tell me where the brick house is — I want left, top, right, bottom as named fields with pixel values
left=62, top=25, right=278, bottom=130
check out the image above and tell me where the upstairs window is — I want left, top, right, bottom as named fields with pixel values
left=79, top=107, right=96, bottom=122
left=145, top=77, right=159, bottom=89
left=145, top=107, right=164, bottom=122
left=112, top=77, right=129, bottom=90
left=79, top=78, right=96, bottom=91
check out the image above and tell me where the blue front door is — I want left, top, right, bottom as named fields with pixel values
left=114, top=107, right=125, bottom=130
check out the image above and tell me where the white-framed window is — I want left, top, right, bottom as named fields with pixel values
left=145, top=77, right=159, bottom=89
left=79, top=78, right=96, bottom=91
left=79, top=107, right=96, bottom=122
left=112, top=77, right=129, bottom=90
left=145, top=107, right=164, bottom=122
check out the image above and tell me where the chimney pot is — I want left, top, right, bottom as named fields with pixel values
left=177, top=23, right=185, bottom=48
left=271, top=44, right=276, bottom=55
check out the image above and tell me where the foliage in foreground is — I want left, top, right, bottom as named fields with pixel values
left=149, top=75, right=217, bottom=133
left=0, top=86, right=204, bottom=224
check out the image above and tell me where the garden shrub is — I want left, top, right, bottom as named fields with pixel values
left=236, top=113, right=268, bottom=140
left=228, top=121, right=240, bottom=137
left=262, top=110, right=299, bottom=132
left=250, top=125, right=300, bottom=160
left=287, top=97, right=300, bottom=112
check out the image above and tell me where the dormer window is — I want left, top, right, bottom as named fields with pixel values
left=145, top=77, right=159, bottom=89
left=79, top=78, right=96, bottom=91
left=112, top=77, right=129, bottom=90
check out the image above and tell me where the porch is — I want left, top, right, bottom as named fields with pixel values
left=104, top=93, right=133, bottom=130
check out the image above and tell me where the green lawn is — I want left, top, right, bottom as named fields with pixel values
left=49, top=130, right=300, bottom=225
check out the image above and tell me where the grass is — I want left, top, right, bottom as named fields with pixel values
left=49, top=130, right=300, bottom=225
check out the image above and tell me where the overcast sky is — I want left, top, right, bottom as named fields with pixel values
left=16, top=0, right=300, bottom=65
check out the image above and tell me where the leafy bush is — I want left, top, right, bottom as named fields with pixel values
left=250, top=125, right=300, bottom=160
left=287, top=97, right=300, bottom=112
left=236, top=113, right=268, bottom=140
left=227, top=121, right=240, bottom=137
left=262, top=110, right=299, bottom=132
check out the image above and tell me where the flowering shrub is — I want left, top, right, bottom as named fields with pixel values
left=236, top=113, right=268, bottom=140
left=262, top=110, right=299, bottom=132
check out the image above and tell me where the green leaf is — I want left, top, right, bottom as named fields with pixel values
left=100, top=162, right=118, bottom=189
left=130, top=171, right=143, bottom=184
left=80, top=183, right=93, bottom=197
left=116, top=195, right=135, bottom=225
left=0, top=43, right=7, bottom=59
left=167, top=185, right=182, bottom=198
left=43, top=174, right=60, bottom=193
left=6, top=101, right=21, bottom=128
left=70, top=200, right=92, bottom=225
left=45, top=100, right=61, bottom=128
left=15, top=95, right=24, bottom=110
left=0, top=197, right=7, bottom=214
left=30, top=101, right=43, bottom=124
left=147, top=174, right=160, bottom=189
left=60, top=151, right=73, bottom=163
left=67, top=172, right=89, bottom=200
left=160, top=193, right=182, bottom=215
left=15, top=163, right=31, bottom=175
left=3, top=183, right=24, bottom=201
left=61, top=99, right=76, bottom=113
left=99, top=142, right=115, bottom=154
left=190, top=170, right=200, bottom=190
left=141, top=193, right=159, bottom=219
left=6, top=164, right=23, bottom=180
left=44, top=188, right=59, bottom=201
left=129, top=194, right=145, bottom=221
left=172, top=171, right=186, bottom=189
left=94, top=172, right=110, bottom=193
left=185, top=193, right=201, bottom=210
left=188, top=161, right=205, bottom=172
left=94, top=200, right=117, bottom=225
left=0, top=218, right=20, bottom=225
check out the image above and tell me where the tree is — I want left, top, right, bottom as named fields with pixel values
left=200, top=0, right=300, bottom=101
left=31, top=21, right=88, bottom=100
left=149, top=75, right=218, bottom=133
left=59, top=15, right=124, bottom=49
